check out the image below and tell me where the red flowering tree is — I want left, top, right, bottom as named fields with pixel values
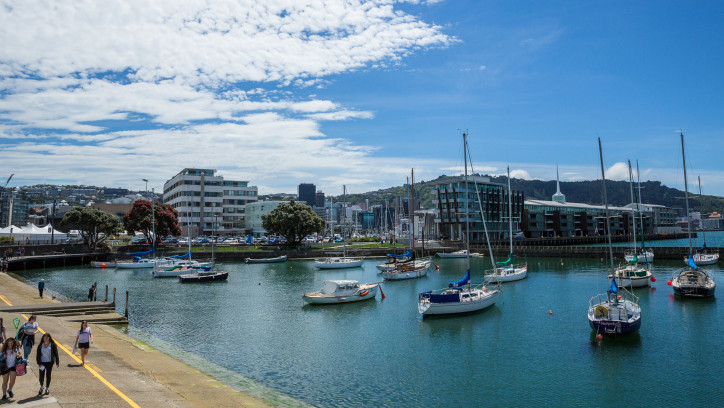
left=123, top=200, right=181, bottom=243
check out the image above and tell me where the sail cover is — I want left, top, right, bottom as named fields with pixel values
left=448, top=270, right=471, bottom=288
left=170, top=251, right=190, bottom=259
left=628, top=254, right=638, bottom=265
left=609, top=278, right=618, bottom=294
left=129, top=248, right=155, bottom=256
left=688, top=254, right=698, bottom=269
left=496, top=253, right=513, bottom=266
left=387, top=251, right=412, bottom=258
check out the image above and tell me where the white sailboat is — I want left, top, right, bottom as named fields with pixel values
left=625, top=160, right=654, bottom=263
left=686, top=176, right=719, bottom=266
left=314, top=185, right=363, bottom=269
left=418, top=131, right=500, bottom=316
left=610, top=160, right=652, bottom=288
left=303, top=280, right=380, bottom=304
left=672, top=133, right=716, bottom=296
left=382, top=169, right=431, bottom=281
left=587, top=138, right=642, bottom=336
left=485, top=166, right=527, bottom=283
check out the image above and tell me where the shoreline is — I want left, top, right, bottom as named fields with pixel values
left=0, top=271, right=312, bottom=408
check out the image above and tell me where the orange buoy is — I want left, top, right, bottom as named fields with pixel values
left=650, top=276, right=656, bottom=282
left=359, top=290, right=369, bottom=297
left=667, top=280, right=672, bottom=286
left=596, top=334, right=603, bottom=341
left=101, top=263, right=106, bottom=268
left=548, top=310, right=553, bottom=315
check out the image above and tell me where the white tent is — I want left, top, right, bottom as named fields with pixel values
left=0, top=223, right=68, bottom=244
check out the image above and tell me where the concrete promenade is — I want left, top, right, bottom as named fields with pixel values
left=0, top=273, right=288, bottom=408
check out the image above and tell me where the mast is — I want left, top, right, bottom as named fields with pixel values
left=681, top=133, right=692, bottom=254
left=636, top=160, right=647, bottom=253
left=411, top=169, right=416, bottom=259
left=627, top=160, right=637, bottom=252
left=463, top=131, right=471, bottom=272
left=598, top=138, right=615, bottom=272
left=698, top=176, right=707, bottom=248
left=343, top=185, right=347, bottom=258
left=151, top=187, right=156, bottom=260
left=507, top=166, right=513, bottom=255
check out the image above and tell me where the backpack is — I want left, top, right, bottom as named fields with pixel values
left=16, top=324, right=27, bottom=343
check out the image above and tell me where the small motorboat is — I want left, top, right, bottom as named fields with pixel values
left=381, top=259, right=431, bottom=280
left=303, top=280, right=379, bottom=304
left=245, top=255, right=287, bottom=264
left=178, top=270, right=228, bottom=283
left=154, top=263, right=212, bottom=278
left=435, top=250, right=469, bottom=258
left=313, top=257, right=363, bottom=269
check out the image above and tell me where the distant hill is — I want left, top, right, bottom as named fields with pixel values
left=334, top=175, right=724, bottom=214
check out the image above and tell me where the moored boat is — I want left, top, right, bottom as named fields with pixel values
left=245, top=255, right=287, bottom=264
left=313, top=257, right=364, bottom=269
left=609, top=264, right=652, bottom=288
left=435, top=250, right=469, bottom=258
left=381, top=259, right=431, bottom=280
left=303, top=280, right=379, bottom=304
left=178, top=270, right=229, bottom=283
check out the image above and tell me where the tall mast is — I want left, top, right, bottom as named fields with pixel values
left=151, top=187, right=156, bottom=260
left=463, top=131, right=471, bottom=271
left=698, top=175, right=707, bottom=247
left=411, top=169, right=415, bottom=258
left=627, top=160, right=637, bottom=251
left=636, top=160, right=646, bottom=252
left=681, top=133, right=692, bottom=253
left=507, top=166, right=513, bottom=255
left=598, top=138, right=615, bottom=272
left=343, top=185, right=347, bottom=258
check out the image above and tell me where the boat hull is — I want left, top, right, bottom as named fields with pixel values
left=245, top=255, right=287, bottom=264
left=419, top=290, right=499, bottom=316
left=672, top=269, right=716, bottom=297
left=303, top=286, right=378, bottom=304
left=382, top=262, right=430, bottom=280
left=435, top=251, right=468, bottom=258
left=588, top=316, right=641, bottom=336
left=485, top=266, right=527, bottom=283
left=314, top=259, right=364, bottom=269
left=178, top=272, right=229, bottom=283
left=686, top=253, right=719, bottom=265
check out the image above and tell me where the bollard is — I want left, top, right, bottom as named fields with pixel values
left=105, top=285, right=108, bottom=302
left=125, top=291, right=129, bottom=318
left=113, top=287, right=116, bottom=305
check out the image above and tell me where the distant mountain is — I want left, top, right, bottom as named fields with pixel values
left=335, top=175, right=724, bottom=215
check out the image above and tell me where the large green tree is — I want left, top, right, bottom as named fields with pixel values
left=262, top=200, right=325, bottom=246
left=60, top=206, right=123, bottom=248
left=123, top=200, right=182, bottom=242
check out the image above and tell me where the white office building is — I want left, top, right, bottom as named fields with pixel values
left=245, top=201, right=284, bottom=237
left=163, top=168, right=258, bottom=236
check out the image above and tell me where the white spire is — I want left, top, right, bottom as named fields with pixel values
left=552, top=164, right=566, bottom=203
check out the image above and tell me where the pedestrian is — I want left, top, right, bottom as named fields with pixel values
left=35, top=333, right=59, bottom=396
left=20, top=316, right=38, bottom=362
left=16, top=248, right=21, bottom=257
left=1, top=337, right=20, bottom=400
left=87, top=283, right=96, bottom=302
left=38, top=279, right=45, bottom=299
left=73, top=321, right=93, bottom=366
left=0, top=319, right=5, bottom=344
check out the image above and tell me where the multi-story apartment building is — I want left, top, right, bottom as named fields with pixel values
left=163, top=168, right=257, bottom=236
left=0, top=189, right=28, bottom=228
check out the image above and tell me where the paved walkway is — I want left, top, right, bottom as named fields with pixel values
left=0, top=273, right=277, bottom=407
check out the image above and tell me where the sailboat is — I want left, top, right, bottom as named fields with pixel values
left=685, top=176, right=719, bottom=266
left=178, top=215, right=228, bottom=283
left=418, top=131, right=500, bottom=316
left=485, top=166, right=527, bottom=283
left=587, top=138, right=641, bottom=336
left=382, top=169, right=431, bottom=280
left=671, top=133, right=716, bottom=296
left=154, top=221, right=210, bottom=277
left=624, top=161, right=654, bottom=263
left=610, top=160, right=652, bottom=288
left=314, top=185, right=363, bottom=269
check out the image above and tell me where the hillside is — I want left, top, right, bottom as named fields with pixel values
left=335, top=175, right=724, bottom=214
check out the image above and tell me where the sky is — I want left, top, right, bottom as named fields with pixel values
left=2, top=1, right=723, bottom=198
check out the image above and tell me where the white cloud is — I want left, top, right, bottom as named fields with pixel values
left=605, top=162, right=630, bottom=181
left=509, top=169, right=531, bottom=180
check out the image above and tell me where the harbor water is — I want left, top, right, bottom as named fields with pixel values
left=16, top=255, right=724, bottom=407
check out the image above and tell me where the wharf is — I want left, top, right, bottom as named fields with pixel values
left=0, top=273, right=302, bottom=407
left=5, top=252, right=108, bottom=272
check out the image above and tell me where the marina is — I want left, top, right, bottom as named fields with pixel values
left=12, top=256, right=724, bottom=407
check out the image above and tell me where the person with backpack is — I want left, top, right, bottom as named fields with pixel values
left=35, top=333, right=59, bottom=396
left=19, top=316, right=38, bottom=363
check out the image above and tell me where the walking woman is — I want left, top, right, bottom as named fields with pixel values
left=1, top=337, right=20, bottom=400
left=73, top=321, right=93, bottom=365
left=36, top=333, right=59, bottom=396
left=20, top=315, right=38, bottom=362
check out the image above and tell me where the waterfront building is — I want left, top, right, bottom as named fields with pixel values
left=0, top=188, right=28, bottom=228
left=245, top=201, right=283, bottom=237
left=163, top=168, right=258, bottom=236
left=432, top=175, right=525, bottom=242
left=298, top=183, right=316, bottom=207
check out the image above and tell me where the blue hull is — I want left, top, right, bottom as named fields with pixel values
left=589, top=317, right=641, bottom=336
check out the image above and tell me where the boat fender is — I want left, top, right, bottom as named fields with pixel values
left=594, top=305, right=608, bottom=318
left=359, top=290, right=369, bottom=297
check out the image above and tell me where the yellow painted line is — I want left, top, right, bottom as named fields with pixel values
left=0, top=296, right=141, bottom=408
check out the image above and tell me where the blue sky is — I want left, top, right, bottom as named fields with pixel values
left=1, top=1, right=723, bottom=197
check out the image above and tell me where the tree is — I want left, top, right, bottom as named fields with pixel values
left=60, top=206, right=123, bottom=248
left=262, top=200, right=325, bottom=246
left=123, top=200, right=182, bottom=242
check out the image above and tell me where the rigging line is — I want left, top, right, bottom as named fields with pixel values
left=465, top=136, right=497, bottom=272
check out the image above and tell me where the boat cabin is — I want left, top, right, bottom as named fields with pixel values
left=320, top=280, right=360, bottom=294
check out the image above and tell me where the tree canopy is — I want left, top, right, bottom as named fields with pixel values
left=262, top=200, right=325, bottom=246
left=60, top=206, right=123, bottom=248
left=123, top=200, right=181, bottom=242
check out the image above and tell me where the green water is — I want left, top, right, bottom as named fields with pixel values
left=16, top=257, right=724, bottom=407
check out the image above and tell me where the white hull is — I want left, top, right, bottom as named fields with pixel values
left=116, top=261, right=156, bottom=269
left=303, top=285, right=378, bottom=304
left=610, top=275, right=652, bottom=288
left=418, top=288, right=499, bottom=315
left=608, top=265, right=652, bottom=288
left=686, top=253, right=719, bottom=265
left=436, top=251, right=468, bottom=258
left=625, top=251, right=654, bottom=263
left=485, top=265, right=527, bottom=283
left=381, top=261, right=431, bottom=280
left=314, top=258, right=364, bottom=269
